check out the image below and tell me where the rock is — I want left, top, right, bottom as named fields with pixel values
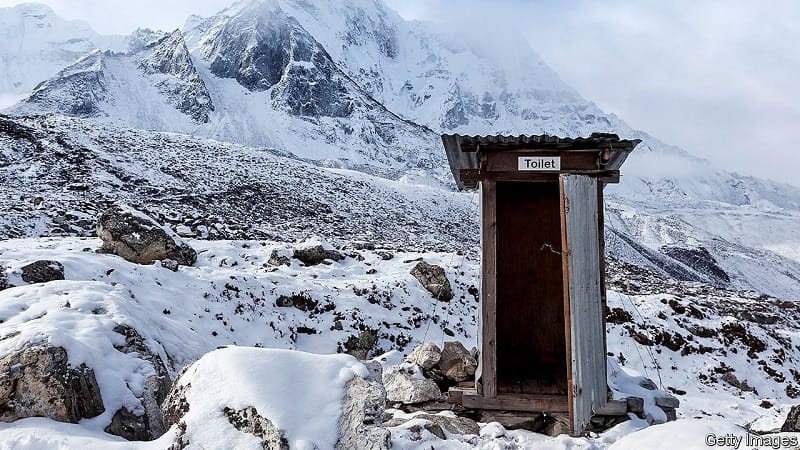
left=160, top=369, right=190, bottom=429
left=376, top=251, right=393, bottom=261
left=224, top=406, right=290, bottom=450
left=344, top=329, right=378, bottom=360
left=275, top=292, right=318, bottom=312
left=419, top=422, right=446, bottom=439
left=438, top=342, right=477, bottom=383
left=105, top=407, right=151, bottom=441
left=163, top=365, right=290, bottom=450
left=721, top=372, right=756, bottom=393
left=654, top=395, right=680, bottom=409
left=336, top=361, right=391, bottom=450
left=163, top=347, right=385, bottom=449
left=626, top=397, right=645, bottom=414
left=96, top=205, right=197, bottom=266
left=638, top=378, right=658, bottom=390
left=0, top=266, right=9, bottom=291
left=0, top=345, right=104, bottom=423
left=410, top=262, right=453, bottom=301
left=106, top=325, right=171, bottom=441
left=737, top=310, right=779, bottom=325
left=384, top=418, right=445, bottom=439
left=417, top=414, right=480, bottom=436
left=382, top=363, right=442, bottom=404
left=781, top=405, right=800, bottom=432
left=543, top=415, right=571, bottom=437
left=406, top=343, right=441, bottom=370
left=160, top=259, right=179, bottom=272
left=268, top=249, right=291, bottom=267
left=20, top=260, right=65, bottom=284
left=662, top=407, right=677, bottom=422
left=293, top=245, right=344, bottom=266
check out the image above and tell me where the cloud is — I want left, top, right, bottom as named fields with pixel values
left=0, top=0, right=233, bottom=34
left=385, top=0, right=800, bottom=186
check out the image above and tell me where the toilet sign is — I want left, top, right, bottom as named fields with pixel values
left=518, top=156, right=561, bottom=171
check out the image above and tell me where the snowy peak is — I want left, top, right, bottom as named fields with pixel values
left=26, top=50, right=108, bottom=117
left=16, top=28, right=215, bottom=124
left=136, top=30, right=215, bottom=122
left=198, top=0, right=363, bottom=118
left=0, top=3, right=124, bottom=103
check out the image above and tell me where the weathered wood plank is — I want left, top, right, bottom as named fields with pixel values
left=561, top=174, right=607, bottom=435
left=485, top=152, right=598, bottom=172
left=460, top=169, right=482, bottom=181
left=480, top=179, right=498, bottom=398
left=462, top=393, right=570, bottom=413
left=465, top=171, right=620, bottom=184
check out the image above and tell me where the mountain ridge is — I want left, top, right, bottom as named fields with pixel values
left=1, top=1, right=800, bottom=299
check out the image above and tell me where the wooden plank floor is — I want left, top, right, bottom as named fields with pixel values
left=497, top=378, right=568, bottom=396
left=448, top=386, right=570, bottom=413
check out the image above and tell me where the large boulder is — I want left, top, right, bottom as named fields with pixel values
left=382, top=363, right=442, bottom=404
left=782, top=405, right=800, bottom=432
left=0, top=345, right=104, bottom=423
left=438, top=341, right=478, bottom=383
left=410, top=262, right=453, bottom=301
left=293, top=241, right=345, bottom=266
left=162, top=347, right=388, bottom=449
left=336, top=362, right=391, bottom=450
left=96, top=205, right=197, bottom=266
left=104, top=325, right=171, bottom=441
left=406, top=342, right=442, bottom=370
left=20, top=260, right=65, bottom=284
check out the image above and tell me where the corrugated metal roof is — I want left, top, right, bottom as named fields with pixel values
left=442, top=133, right=640, bottom=149
left=441, top=133, right=641, bottom=190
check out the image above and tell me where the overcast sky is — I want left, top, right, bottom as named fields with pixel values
left=2, top=0, right=798, bottom=187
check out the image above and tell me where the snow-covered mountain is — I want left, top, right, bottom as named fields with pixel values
left=0, top=3, right=126, bottom=108
left=4, top=0, right=800, bottom=299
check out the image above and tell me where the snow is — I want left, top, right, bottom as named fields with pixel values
left=0, top=418, right=178, bottom=449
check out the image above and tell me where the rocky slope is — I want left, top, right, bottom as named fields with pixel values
left=4, top=0, right=800, bottom=299
left=1, top=236, right=799, bottom=446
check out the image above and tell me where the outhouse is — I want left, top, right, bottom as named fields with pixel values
left=441, top=133, right=640, bottom=434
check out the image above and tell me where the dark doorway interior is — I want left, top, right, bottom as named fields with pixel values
left=495, top=181, right=568, bottom=395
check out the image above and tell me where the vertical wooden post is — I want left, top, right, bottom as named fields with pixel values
left=480, top=179, right=498, bottom=398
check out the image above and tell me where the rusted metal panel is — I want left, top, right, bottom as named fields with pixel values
left=560, top=174, right=607, bottom=434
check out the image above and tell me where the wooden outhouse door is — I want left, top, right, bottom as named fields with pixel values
left=560, top=174, right=608, bottom=433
